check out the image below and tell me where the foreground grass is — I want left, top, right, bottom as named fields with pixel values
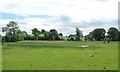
left=2, top=41, right=118, bottom=70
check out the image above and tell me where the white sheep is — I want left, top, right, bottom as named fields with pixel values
left=90, top=53, right=95, bottom=57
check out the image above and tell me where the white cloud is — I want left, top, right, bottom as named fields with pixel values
left=0, top=0, right=118, bottom=18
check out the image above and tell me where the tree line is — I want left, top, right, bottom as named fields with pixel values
left=0, top=21, right=120, bottom=42
left=85, top=27, right=120, bottom=41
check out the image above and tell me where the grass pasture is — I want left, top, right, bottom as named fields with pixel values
left=2, top=41, right=118, bottom=70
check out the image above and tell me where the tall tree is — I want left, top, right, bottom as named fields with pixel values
left=59, top=33, right=63, bottom=37
left=44, top=31, right=50, bottom=40
left=88, top=31, right=94, bottom=41
left=49, top=29, right=59, bottom=40
left=17, top=30, right=27, bottom=41
left=4, top=32, right=13, bottom=42
left=22, top=31, right=28, bottom=40
left=85, top=31, right=94, bottom=41
left=107, top=27, right=118, bottom=41
left=39, top=29, right=46, bottom=40
left=41, top=29, right=46, bottom=33
left=75, top=28, right=83, bottom=41
left=59, top=33, right=63, bottom=40
left=32, top=28, right=40, bottom=40
left=2, top=21, right=19, bottom=42
left=92, top=28, right=106, bottom=41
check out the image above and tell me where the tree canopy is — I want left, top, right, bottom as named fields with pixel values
left=107, top=27, right=118, bottom=41
left=1, top=21, right=119, bottom=42
left=75, top=28, right=83, bottom=41
left=32, top=28, right=40, bottom=40
left=92, top=28, right=106, bottom=41
left=2, top=21, right=19, bottom=42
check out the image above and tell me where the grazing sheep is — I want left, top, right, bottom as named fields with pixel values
left=90, top=54, right=94, bottom=57
left=104, top=67, right=106, bottom=69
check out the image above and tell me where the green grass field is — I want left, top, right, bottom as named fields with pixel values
left=2, top=41, right=118, bottom=70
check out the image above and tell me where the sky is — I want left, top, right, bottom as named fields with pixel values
left=0, top=0, right=119, bottom=36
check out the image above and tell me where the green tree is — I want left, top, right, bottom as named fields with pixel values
left=17, top=30, right=27, bottom=41
left=59, top=33, right=63, bottom=40
left=22, top=31, right=28, bottom=40
left=26, top=34, right=34, bottom=40
left=39, top=29, right=46, bottom=40
left=41, top=29, right=46, bottom=34
left=44, top=31, right=50, bottom=40
left=75, top=28, right=83, bottom=41
left=84, top=35, right=89, bottom=41
left=49, top=29, right=59, bottom=40
left=92, top=28, right=106, bottom=41
left=85, top=32, right=94, bottom=41
left=107, top=27, right=118, bottom=41
left=4, top=32, right=13, bottom=42
left=88, top=31, right=94, bottom=41
left=59, top=33, right=63, bottom=37
left=68, top=34, right=76, bottom=41
left=32, top=28, right=40, bottom=40
left=2, top=21, right=19, bottom=42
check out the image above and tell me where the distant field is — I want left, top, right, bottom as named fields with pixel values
left=2, top=41, right=118, bottom=70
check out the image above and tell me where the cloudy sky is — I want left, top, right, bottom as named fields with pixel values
left=0, top=0, right=119, bottom=36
